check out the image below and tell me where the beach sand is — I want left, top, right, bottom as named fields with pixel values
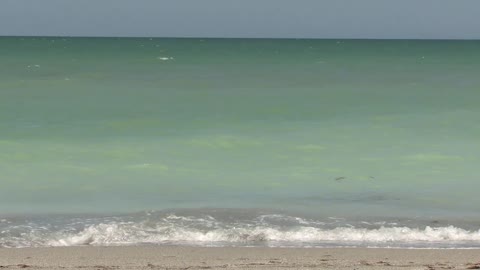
left=1, top=246, right=479, bottom=269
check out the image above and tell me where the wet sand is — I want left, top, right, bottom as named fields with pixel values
left=1, top=246, right=479, bottom=269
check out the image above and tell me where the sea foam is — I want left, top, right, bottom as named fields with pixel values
left=47, top=224, right=480, bottom=248
left=1, top=212, right=479, bottom=248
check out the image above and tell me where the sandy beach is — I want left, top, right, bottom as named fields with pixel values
left=0, top=246, right=479, bottom=270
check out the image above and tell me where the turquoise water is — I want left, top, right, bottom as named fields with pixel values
left=1, top=38, right=480, bottom=248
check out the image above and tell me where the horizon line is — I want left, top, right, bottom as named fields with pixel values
left=1, top=35, right=479, bottom=41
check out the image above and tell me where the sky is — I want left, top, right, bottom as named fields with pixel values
left=0, top=0, right=479, bottom=39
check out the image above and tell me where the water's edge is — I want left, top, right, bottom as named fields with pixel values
left=1, top=209, right=480, bottom=249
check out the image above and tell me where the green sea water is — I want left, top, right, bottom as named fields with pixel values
left=1, top=37, right=479, bottom=220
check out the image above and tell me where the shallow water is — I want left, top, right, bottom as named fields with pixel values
left=2, top=209, right=480, bottom=249
left=1, top=37, right=479, bottom=248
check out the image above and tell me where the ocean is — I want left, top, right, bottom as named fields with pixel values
left=1, top=37, right=479, bottom=248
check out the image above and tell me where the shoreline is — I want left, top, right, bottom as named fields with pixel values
left=1, top=246, right=480, bottom=269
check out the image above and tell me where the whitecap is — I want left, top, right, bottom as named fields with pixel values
left=157, top=57, right=174, bottom=61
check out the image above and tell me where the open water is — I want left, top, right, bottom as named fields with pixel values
left=1, top=37, right=479, bottom=248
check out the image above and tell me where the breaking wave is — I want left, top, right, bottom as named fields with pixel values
left=1, top=210, right=480, bottom=248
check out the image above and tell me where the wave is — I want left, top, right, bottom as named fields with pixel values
left=48, top=224, right=480, bottom=248
left=1, top=211, right=480, bottom=248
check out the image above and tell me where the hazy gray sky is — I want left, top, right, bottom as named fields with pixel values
left=1, top=0, right=479, bottom=39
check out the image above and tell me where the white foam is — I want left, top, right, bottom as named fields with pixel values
left=46, top=223, right=480, bottom=248
left=3, top=213, right=480, bottom=248
left=157, top=57, right=174, bottom=61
